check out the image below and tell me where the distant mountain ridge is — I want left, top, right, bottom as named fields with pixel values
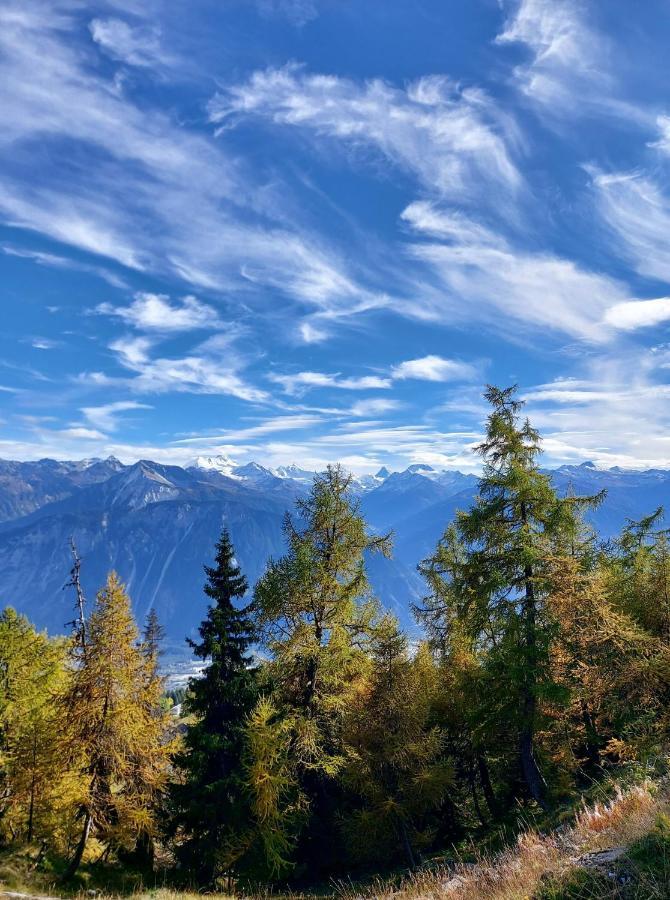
left=0, top=454, right=669, bottom=651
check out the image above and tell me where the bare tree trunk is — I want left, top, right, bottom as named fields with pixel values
left=396, top=818, right=417, bottom=871
left=468, top=760, right=487, bottom=827
left=580, top=701, right=601, bottom=771
left=520, top=718, right=547, bottom=810
left=477, top=753, right=500, bottom=820
left=65, top=539, right=87, bottom=659
left=62, top=808, right=92, bottom=880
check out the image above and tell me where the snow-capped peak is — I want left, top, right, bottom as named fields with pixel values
left=273, top=464, right=316, bottom=483
left=192, top=454, right=238, bottom=476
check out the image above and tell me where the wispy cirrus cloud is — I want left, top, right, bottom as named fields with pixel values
left=590, top=170, right=670, bottom=283
left=269, top=370, right=392, bottom=395
left=28, top=337, right=61, bottom=350
left=270, top=354, right=478, bottom=397
left=256, top=0, right=318, bottom=27
left=0, top=1, right=381, bottom=325
left=102, top=335, right=269, bottom=403
left=209, top=64, right=521, bottom=202
left=89, top=17, right=171, bottom=68
left=81, top=400, right=152, bottom=432
left=522, top=348, right=670, bottom=469
left=401, top=201, right=632, bottom=340
left=2, top=244, right=127, bottom=288
left=172, top=413, right=326, bottom=444
left=496, top=0, right=609, bottom=111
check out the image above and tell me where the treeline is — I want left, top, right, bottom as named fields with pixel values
left=1, top=386, right=670, bottom=890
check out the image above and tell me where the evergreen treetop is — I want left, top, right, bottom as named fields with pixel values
left=169, top=526, right=259, bottom=885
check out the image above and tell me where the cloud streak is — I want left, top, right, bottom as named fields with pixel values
left=209, top=64, right=521, bottom=202
left=401, top=202, right=631, bottom=341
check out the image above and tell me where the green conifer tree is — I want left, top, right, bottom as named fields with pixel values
left=418, top=386, right=598, bottom=808
left=169, top=528, right=258, bottom=886
left=251, top=464, right=391, bottom=876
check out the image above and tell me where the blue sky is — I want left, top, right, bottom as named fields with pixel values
left=2, top=0, right=670, bottom=473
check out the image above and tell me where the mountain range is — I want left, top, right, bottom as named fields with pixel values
left=1, top=454, right=669, bottom=654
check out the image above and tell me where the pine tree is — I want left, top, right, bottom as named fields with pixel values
left=61, top=573, right=172, bottom=878
left=169, top=528, right=258, bottom=886
left=142, top=608, right=166, bottom=676
left=418, top=386, right=598, bottom=808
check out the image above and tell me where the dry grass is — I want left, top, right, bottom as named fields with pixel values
left=336, top=779, right=670, bottom=900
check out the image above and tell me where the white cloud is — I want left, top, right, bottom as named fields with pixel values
left=110, top=335, right=153, bottom=368
left=298, top=321, right=329, bottom=343
left=495, top=0, right=651, bottom=128
left=270, top=355, right=478, bottom=401
left=496, top=0, right=609, bottom=111
left=349, top=398, right=401, bottom=417
left=209, top=64, right=520, bottom=201
left=392, top=355, right=477, bottom=382
left=401, top=202, right=631, bottom=340
left=270, top=371, right=392, bottom=395
left=81, top=400, right=152, bottom=432
left=106, top=334, right=268, bottom=403
left=59, top=426, right=107, bottom=441
left=520, top=348, right=670, bottom=469
left=96, top=293, right=222, bottom=332
left=89, top=17, right=169, bottom=68
left=605, top=298, right=670, bottom=331
left=173, top=414, right=325, bottom=443
left=0, top=181, right=144, bottom=270
left=651, top=115, right=670, bottom=156
left=125, top=356, right=267, bottom=403
left=590, top=170, right=670, bottom=283
left=2, top=244, right=127, bottom=288
left=401, top=201, right=501, bottom=246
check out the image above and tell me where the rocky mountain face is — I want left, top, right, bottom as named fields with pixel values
left=1, top=455, right=669, bottom=652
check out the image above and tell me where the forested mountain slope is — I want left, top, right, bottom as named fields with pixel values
left=1, top=455, right=669, bottom=645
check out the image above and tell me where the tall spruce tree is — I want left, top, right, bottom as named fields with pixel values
left=418, top=386, right=598, bottom=808
left=169, top=527, right=258, bottom=886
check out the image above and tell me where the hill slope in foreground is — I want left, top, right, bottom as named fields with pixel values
left=2, top=773, right=669, bottom=899
left=2, top=456, right=670, bottom=649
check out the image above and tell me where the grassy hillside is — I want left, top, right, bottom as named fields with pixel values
left=2, top=773, right=669, bottom=900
